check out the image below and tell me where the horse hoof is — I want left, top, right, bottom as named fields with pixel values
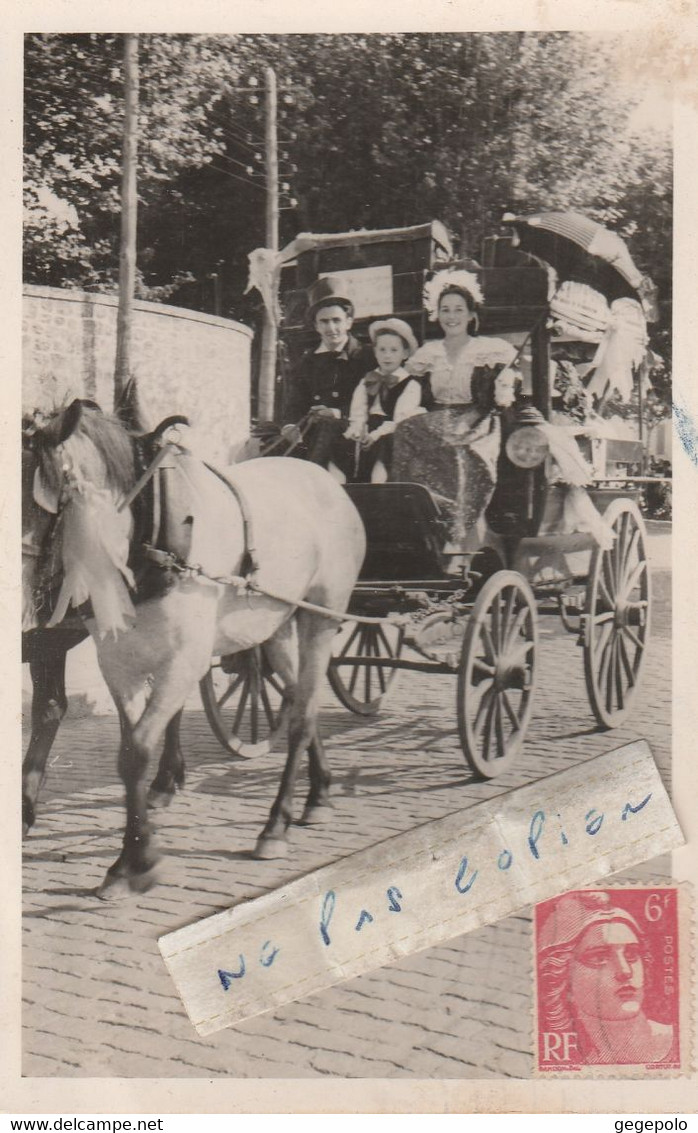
left=95, top=864, right=160, bottom=901
left=147, top=788, right=174, bottom=810
left=22, top=802, right=35, bottom=837
left=253, top=836, right=288, bottom=860
left=299, top=804, right=334, bottom=826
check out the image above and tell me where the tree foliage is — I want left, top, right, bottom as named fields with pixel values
left=24, top=31, right=671, bottom=380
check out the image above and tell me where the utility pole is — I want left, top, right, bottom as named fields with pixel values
left=114, top=34, right=139, bottom=407
left=257, top=65, right=279, bottom=422
left=637, top=358, right=646, bottom=474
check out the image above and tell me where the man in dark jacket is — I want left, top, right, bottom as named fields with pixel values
left=281, top=276, right=374, bottom=477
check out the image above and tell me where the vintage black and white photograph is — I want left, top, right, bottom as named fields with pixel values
left=16, top=21, right=686, bottom=1102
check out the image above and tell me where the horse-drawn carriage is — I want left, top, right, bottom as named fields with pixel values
left=202, top=211, right=655, bottom=778
left=22, top=210, right=658, bottom=892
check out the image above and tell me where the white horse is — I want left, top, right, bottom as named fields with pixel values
left=33, top=401, right=365, bottom=898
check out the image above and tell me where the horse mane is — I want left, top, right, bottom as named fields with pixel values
left=36, top=403, right=137, bottom=499
left=77, top=408, right=136, bottom=496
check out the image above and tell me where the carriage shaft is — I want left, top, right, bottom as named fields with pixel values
left=329, top=655, right=458, bottom=675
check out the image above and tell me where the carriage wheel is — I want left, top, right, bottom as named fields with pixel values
left=328, top=620, right=404, bottom=716
left=200, top=646, right=287, bottom=758
left=583, top=498, right=651, bottom=728
left=458, top=571, right=538, bottom=778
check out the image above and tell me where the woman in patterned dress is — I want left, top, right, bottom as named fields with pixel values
left=391, top=269, right=519, bottom=566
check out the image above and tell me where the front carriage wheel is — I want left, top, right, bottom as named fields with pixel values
left=458, top=571, right=538, bottom=778
left=200, top=647, right=287, bottom=758
left=583, top=498, right=651, bottom=728
left=328, top=620, right=404, bottom=716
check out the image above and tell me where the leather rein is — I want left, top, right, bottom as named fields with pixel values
left=121, top=427, right=261, bottom=579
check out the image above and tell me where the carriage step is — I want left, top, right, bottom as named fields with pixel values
left=558, top=585, right=587, bottom=636
left=517, top=533, right=595, bottom=554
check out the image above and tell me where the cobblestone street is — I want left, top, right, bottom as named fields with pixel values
left=22, top=530, right=671, bottom=1079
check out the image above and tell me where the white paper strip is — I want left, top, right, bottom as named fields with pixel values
left=159, top=741, right=682, bottom=1035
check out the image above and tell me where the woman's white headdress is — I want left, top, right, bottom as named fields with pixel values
left=423, top=269, right=484, bottom=322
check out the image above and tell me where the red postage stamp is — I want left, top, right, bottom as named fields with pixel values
left=534, top=887, right=689, bottom=1075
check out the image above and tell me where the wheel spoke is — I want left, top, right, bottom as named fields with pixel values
left=376, top=624, right=398, bottom=658
left=266, top=673, right=285, bottom=696
left=592, top=619, right=613, bottom=658
left=620, top=525, right=640, bottom=577
left=260, top=680, right=278, bottom=728
left=217, top=672, right=244, bottom=710
left=503, top=604, right=530, bottom=652
left=482, top=694, right=497, bottom=761
left=201, top=648, right=290, bottom=757
left=348, top=649, right=362, bottom=696
left=605, top=635, right=618, bottom=712
left=339, top=623, right=362, bottom=658
left=597, top=626, right=615, bottom=692
left=597, top=572, right=614, bottom=612
left=495, top=697, right=506, bottom=758
left=249, top=696, right=259, bottom=742
left=507, top=639, right=535, bottom=670
left=458, top=574, right=537, bottom=778
left=249, top=670, right=259, bottom=743
left=481, top=624, right=498, bottom=665
left=613, top=513, right=629, bottom=592
left=502, top=586, right=517, bottom=640
left=622, top=624, right=645, bottom=652
left=622, top=558, right=647, bottom=598
left=375, top=650, right=387, bottom=694
left=472, top=682, right=494, bottom=735
left=618, top=633, right=636, bottom=690
left=602, top=551, right=617, bottom=603
left=502, top=689, right=520, bottom=729
left=231, top=678, right=250, bottom=736
left=584, top=504, right=650, bottom=729
left=614, top=635, right=626, bottom=710
left=364, top=630, right=374, bottom=702
left=491, top=594, right=502, bottom=650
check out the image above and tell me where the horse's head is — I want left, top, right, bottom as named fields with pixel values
left=30, top=399, right=136, bottom=514
left=26, top=400, right=138, bottom=638
left=22, top=404, right=104, bottom=630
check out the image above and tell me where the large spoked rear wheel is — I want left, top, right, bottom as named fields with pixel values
left=328, top=620, right=404, bottom=716
left=458, top=570, right=538, bottom=778
left=200, top=646, right=287, bottom=758
left=583, top=498, right=651, bottom=728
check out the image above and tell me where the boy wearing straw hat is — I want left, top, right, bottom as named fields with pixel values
left=344, top=318, right=426, bottom=482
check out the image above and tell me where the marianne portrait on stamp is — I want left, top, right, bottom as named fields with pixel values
left=537, top=891, right=677, bottom=1066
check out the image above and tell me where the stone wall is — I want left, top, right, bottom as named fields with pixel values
left=23, top=286, right=253, bottom=464
left=22, top=287, right=255, bottom=717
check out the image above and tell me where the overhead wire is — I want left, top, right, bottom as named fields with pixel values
left=207, top=162, right=267, bottom=191
left=205, top=106, right=266, bottom=149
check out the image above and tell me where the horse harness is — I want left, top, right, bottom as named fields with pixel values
left=29, top=414, right=389, bottom=629
left=126, top=420, right=261, bottom=600
left=127, top=429, right=398, bottom=627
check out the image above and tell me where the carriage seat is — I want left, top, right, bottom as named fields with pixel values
left=344, top=482, right=448, bottom=581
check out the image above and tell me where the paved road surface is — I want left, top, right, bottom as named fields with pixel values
left=22, top=532, right=671, bottom=1078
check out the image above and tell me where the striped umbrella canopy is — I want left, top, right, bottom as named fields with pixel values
left=502, top=211, right=656, bottom=315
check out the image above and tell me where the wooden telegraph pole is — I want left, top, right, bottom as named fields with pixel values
left=114, top=34, right=139, bottom=407
left=257, top=65, right=279, bottom=422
